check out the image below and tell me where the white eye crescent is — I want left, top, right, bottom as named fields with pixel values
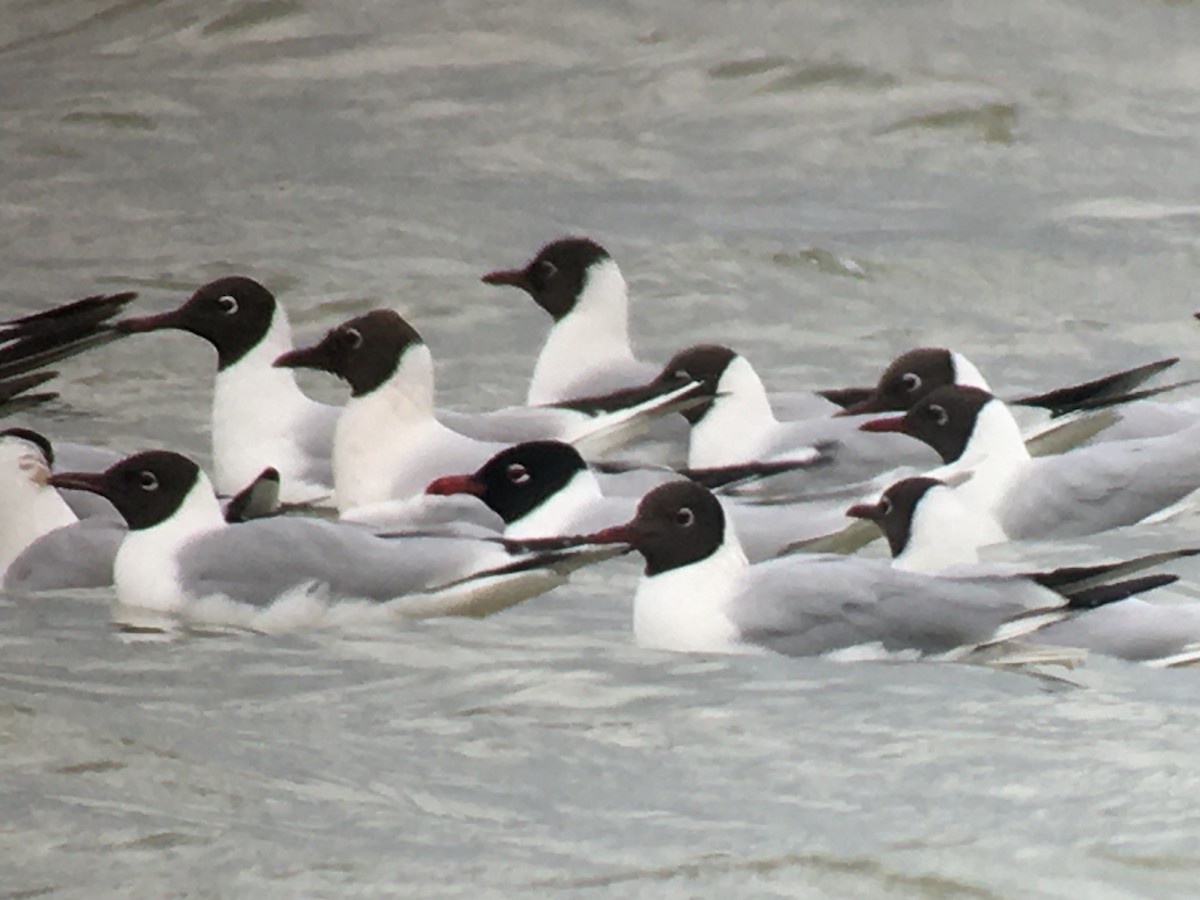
left=901, top=372, right=921, bottom=392
left=538, top=260, right=558, bottom=279
left=928, top=404, right=949, bottom=427
left=506, top=463, right=530, bottom=484
left=140, top=471, right=159, bottom=491
left=343, top=327, right=363, bottom=349
left=217, top=295, right=238, bottom=314
left=675, top=507, right=695, bottom=527
left=879, top=496, right=893, bottom=516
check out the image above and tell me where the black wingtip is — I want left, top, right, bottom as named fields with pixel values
left=1014, top=356, right=1180, bottom=416
left=815, top=386, right=873, bottom=410
left=1066, top=573, right=1179, bottom=610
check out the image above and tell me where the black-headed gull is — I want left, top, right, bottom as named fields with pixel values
left=274, top=308, right=699, bottom=512
left=860, top=385, right=1200, bottom=540
left=118, top=277, right=340, bottom=506
left=658, top=344, right=936, bottom=487
left=425, top=440, right=849, bottom=561
left=482, top=237, right=834, bottom=419
left=578, top=480, right=1175, bottom=657
left=848, top=474, right=1200, bottom=666
left=0, top=429, right=123, bottom=591
left=47, top=449, right=621, bottom=627
left=113, top=278, right=696, bottom=507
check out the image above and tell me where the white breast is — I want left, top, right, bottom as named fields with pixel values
left=210, top=309, right=327, bottom=500
left=334, top=346, right=499, bottom=510
left=527, top=260, right=639, bottom=405
left=632, top=526, right=751, bottom=653
left=893, top=485, right=1006, bottom=573
left=112, top=480, right=225, bottom=612
left=687, top=355, right=779, bottom=469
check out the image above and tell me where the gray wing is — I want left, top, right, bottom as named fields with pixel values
left=771, top=417, right=937, bottom=471
left=438, top=406, right=578, bottom=443
left=3, top=520, right=124, bottom=591
left=725, top=498, right=851, bottom=563
left=1087, top=398, right=1200, bottom=443
left=999, top=425, right=1200, bottom=540
left=1033, top=599, right=1200, bottom=662
left=343, top=494, right=505, bottom=535
left=176, top=518, right=552, bottom=607
left=731, top=556, right=1056, bottom=657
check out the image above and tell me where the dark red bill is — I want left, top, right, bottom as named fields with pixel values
left=425, top=474, right=484, bottom=497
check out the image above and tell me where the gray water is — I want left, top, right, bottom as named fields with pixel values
left=5, top=0, right=1200, bottom=896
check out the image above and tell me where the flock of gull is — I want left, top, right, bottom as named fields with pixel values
left=5, top=236, right=1200, bottom=666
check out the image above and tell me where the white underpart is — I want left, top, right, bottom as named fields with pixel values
left=633, top=520, right=752, bottom=654
left=687, top=355, right=780, bottom=469
left=184, top=582, right=396, bottom=635
left=892, top=484, right=1006, bottom=573
left=527, top=259, right=637, bottom=406
left=505, top=468, right=604, bottom=539
left=940, top=399, right=1032, bottom=516
left=949, top=351, right=992, bottom=392
left=334, top=344, right=495, bottom=511
left=113, top=476, right=225, bottom=613
left=0, top=441, right=78, bottom=580
left=211, top=305, right=328, bottom=503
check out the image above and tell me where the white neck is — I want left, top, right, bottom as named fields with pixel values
left=633, top=522, right=750, bottom=653
left=0, top=455, right=78, bottom=580
left=211, top=306, right=317, bottom=496
left=892, top=485, right=1006, bottom=573
left=527, top=260, right=637, bottom=405
left=113, top=477, right=225, bottom=612
left=505, top=469, right=603, bottom=539
left=950, top=351, right=992, bottom=392
left=333, top=344, right=443, bottom=511
left=940, top=399, right=1031, bottom=514
left=688, top=355, right=779, bottom=468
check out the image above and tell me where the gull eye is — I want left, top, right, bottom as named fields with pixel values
left=342, top=327, right=363, bottom=350
left=901, top=372, right=921, bottom=393
left=675, top=507, right=695, bottom=527
left=672, top=369, right=691, bottom=381
left=538, top=260, right=558, bottom=280
left=928, top=404, right=949, bottom=427
left=506, top=463, right=530, bottom=485
left=879, top=496, right=894, bottom=517
left=217, top=295, right=238, bottom=315
left=139, top=471, right=159, bottom=491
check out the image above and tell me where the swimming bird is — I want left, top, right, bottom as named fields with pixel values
left=847, top=473, right=1200, bottom=667
left=426, top=440, right=849, bottom=561
left=115, top=277, right=696, bottom=505
left=860, top=385, right=1200, bottom=540
left=481, top=237, right=835, bottom=419
left=47, top=449, right=620, bottom=626
left=0, top=429, right=123, bottom=592
left=578, top=480, right=1175, bottom=657
left=117, top=277, right=340, bottom=506
left=655, top=344, right=937, bottom=493
left=274, top=308, right=701, bottom=512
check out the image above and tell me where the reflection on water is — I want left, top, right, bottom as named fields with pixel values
left=5, top=0, right=1200, bottom=894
